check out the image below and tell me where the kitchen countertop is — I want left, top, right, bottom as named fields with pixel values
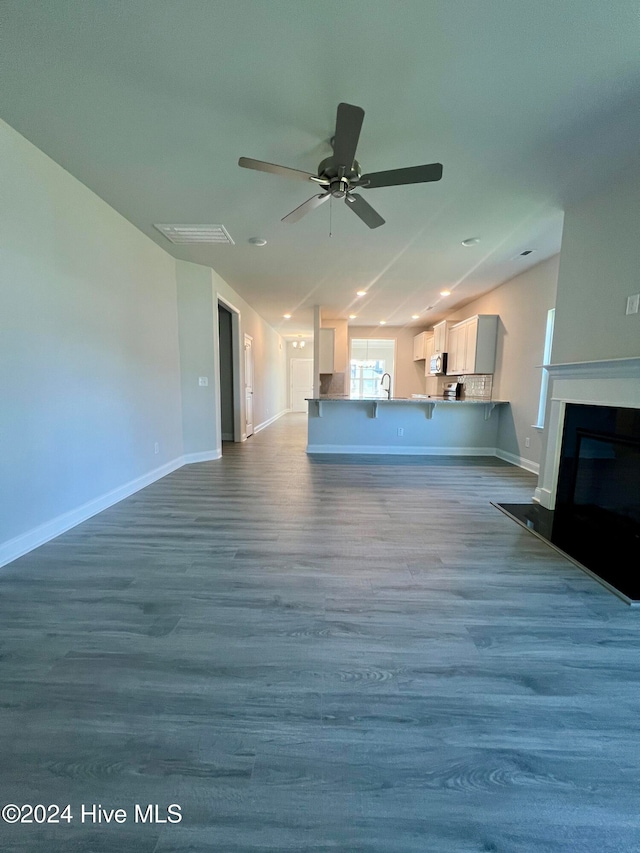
left=307, top=396, right=508, bottom=404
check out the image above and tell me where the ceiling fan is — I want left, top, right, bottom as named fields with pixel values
left=238, top=102, right=443, bottom=229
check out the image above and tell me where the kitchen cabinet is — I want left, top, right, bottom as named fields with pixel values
left=446, top=323, right=465, bottom=374
left=413, top=331, right=432, bottom=361
left=432, top=320, right=454, bottom=353
left=318, top=328, right=335, bottom=373
left=423, top=332, right=435, bottom=376
left=446, top=314, right=498, bottom=375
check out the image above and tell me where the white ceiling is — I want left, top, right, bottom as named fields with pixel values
left=1, top=1, right=639, bottom=340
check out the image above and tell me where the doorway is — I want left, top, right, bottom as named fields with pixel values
left=216, top=296, right=243, bottom=448
left=218, top=304, right=235, bottom=441
left=290, top=358, right=313, bottom=411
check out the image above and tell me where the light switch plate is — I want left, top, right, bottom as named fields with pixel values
left=626, top=294, right=639, bottom=315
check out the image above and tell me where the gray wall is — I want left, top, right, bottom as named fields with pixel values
left=176, top=262, right=218, bottom=456
left=552, top=166, right=640, bottom=363
left=444, top=255, right=560, bottom=471
left=0, top=118, right=288, bottom=565
left=0, top=117, right=184, bottom=550
left=211, top=267, right=288, bottom=432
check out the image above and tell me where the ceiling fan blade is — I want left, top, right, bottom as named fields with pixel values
left=345, top=194, right=385, bottom=229
left=332, top=103, right=365, bottom=168
left=359, top=162, right=443, bottom=189
left=281, top=193, right=331, bottom=224
left=238, top=157, right=320, bottom=183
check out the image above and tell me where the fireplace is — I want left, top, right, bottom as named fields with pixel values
left=499, top=357, right=640, bottom=602
left=552, top=404, right=640, bottom=599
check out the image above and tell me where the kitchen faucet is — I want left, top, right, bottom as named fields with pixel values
left=380, top=372, right=391, bottom=399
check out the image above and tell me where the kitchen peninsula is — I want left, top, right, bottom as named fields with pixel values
left=306, top=396, right=508, bottom=455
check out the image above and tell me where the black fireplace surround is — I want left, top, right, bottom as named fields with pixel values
left=500, top=403, right=640, bottom=601
left=553, top=403, right=640, bottom=597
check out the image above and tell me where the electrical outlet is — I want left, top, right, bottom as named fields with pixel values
left=154, top=442, right=160, bottom=454
left=198, top=376, right=208, bottom=386
left=525, top=437, right=530, bottom=448
left=397, top=427, right=404, bottom=437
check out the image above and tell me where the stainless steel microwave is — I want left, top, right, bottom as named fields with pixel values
left=430, top=352, right=448, bottom=375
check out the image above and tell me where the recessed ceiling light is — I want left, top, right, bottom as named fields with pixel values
left=379, top=320, right=386, bottom=325
left=283, top=314, right=291, bottom=319
left=411, top=314, right=420, bottom=320
left=461, top=237, right=480, bottom=247
left=349, top=314, right=357, bottom=319
left=356, top=290, right=367, bottom=297
left=440, top=290, right=451, bottom=296
left=248, top=237, right=267, bottom=246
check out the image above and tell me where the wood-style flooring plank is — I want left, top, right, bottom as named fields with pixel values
left=1, top=413, right=639, bottom=852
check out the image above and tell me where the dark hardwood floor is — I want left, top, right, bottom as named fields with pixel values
left=1, top=413, right=639, bottom=852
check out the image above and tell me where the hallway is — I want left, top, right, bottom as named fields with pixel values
left=1, top=414, right=639, bottom=852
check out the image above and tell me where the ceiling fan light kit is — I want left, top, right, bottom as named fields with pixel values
left=239, top=102, right=443, bottom=229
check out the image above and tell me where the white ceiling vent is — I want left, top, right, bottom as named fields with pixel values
left=153, top=224, right=235, bottom=245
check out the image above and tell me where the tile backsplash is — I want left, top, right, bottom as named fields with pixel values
left=319, top=372, right=347, bottom=396
left=458, top=374, right=493, bottom=399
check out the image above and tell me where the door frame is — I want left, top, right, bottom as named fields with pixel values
left=244, top=333, right=254, bottom=438
left=216, top=294, right=244, bottom=443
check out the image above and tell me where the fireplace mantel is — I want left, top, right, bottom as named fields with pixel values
left=535, top=357, right=640, bottom=508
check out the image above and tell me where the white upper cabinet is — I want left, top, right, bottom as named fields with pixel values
left=446, top=315, right=498, bottom=375
left=413, top=331, right=432, bottom=361
left=423, top=331, right=435, bottom=377
left=432, top=320, right=454, bottom=353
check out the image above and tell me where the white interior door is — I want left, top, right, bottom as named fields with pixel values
left=291, top=358, right=313, bottom=411
left=244, top=334, right=254, bottom=437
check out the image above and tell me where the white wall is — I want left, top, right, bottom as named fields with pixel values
left=552, top=166, right=640, bottom=363
left=444, top=255, right=560, bottom=471
left=0, top=118, right=184, bottom=559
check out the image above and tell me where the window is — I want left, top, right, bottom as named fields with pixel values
left=535, top=308, right=555, bottom=429
left=350, top=339, right=396, bottom=399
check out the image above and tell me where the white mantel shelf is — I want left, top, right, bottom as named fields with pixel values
left=540, top=356, right=640, bottom=377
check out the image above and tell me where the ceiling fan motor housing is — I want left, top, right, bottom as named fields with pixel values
left=318, top=157, right=361, bottom=198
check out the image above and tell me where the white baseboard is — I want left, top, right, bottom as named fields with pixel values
left=0, top=432, right=540, bottom=570
left=254, top=409, right=290, bottom=434
left=0, top=411, right=295, bottom=569
left=495, top=448, right=540, bottom=474
left=183, top=450, right=222, bottom=464
left=306, top=444, right=499, bottom=456
left=0, top=457, right=185, bottom=570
